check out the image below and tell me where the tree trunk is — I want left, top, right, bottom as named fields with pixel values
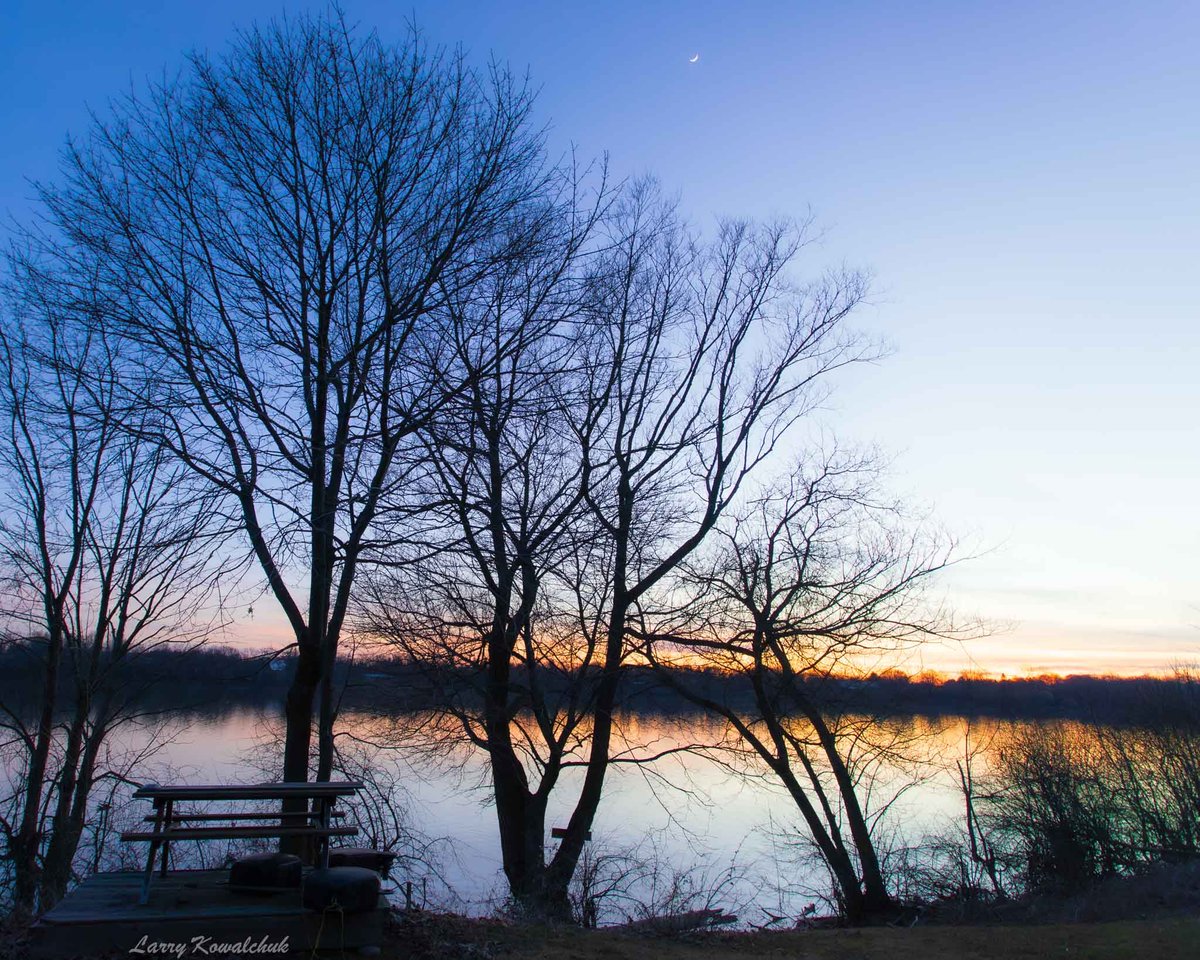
left=283, top=641, right=321, bottom=783
left=37, top=697, right=88, bottom=909
left=280, top=640, right=321, bottom=858
left=541, top=588, right=628, bottom=917
left=12, top=625, right=64, bottom=914
left=491, top=760, right=565, bottom=919
left=315, top=636, right=338, bottom=783
left=484, top=596, right=574, bottom=919
left=800, top=699, right=894, bottom=916
left=39, top=699, right=109, bottom=911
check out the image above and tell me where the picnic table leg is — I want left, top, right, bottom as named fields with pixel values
left=139, top=799, right=165, bottom=905
left=318, top=797, right=332, bottom=868
left=159, top=799, right=174, bottom=877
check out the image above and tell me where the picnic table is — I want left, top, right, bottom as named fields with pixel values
left=121, top=781, right=362, bottom=903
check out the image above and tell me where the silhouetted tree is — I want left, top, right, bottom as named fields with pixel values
left=548, top=188, right=872, bottom=920
left=361, top=165, right=614, bottom=915
left=0, top=309, right=221, bottom=913
left=366, top=181, right=871, bottom=918
left=641, top=449, right=960, bottom=922
left=27, top=11, right=548, bottom=791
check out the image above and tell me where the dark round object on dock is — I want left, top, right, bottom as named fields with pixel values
left=328, top=847, right=398, bottom=876
left=302, top=867, right=381, bottom=914
left=229, top=852, right=302, bottom=891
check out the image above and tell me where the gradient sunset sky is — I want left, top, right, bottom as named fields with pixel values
left=3, top=1, right=1196, bottom=676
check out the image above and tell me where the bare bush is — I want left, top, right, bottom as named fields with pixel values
left=970, top=676, right=1200, bottom=894
left=565, top=836, right=746, bottom=930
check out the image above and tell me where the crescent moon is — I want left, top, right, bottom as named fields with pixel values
left=689, top=54, right=700, bottom=63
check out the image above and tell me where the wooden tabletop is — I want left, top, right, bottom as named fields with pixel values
left=132, top=781, right=364, bottom=801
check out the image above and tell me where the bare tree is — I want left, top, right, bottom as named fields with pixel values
left=641, top=449, right=961, bottom=922
left=0, top=308, right=221, bottom=914
left=360, top=168, right=615, bottom=915
left=27, top=11, right=548, bottom=791
left=547, top=187, right=871, bottom=916
left=364, top=181, right=871, bottom=918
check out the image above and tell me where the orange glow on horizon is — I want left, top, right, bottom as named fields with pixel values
left=221, top=604, right=1194, bottom=682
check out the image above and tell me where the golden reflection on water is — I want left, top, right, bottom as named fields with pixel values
left=5, top=707, right=1129, bottom=915
left=326, top=708, right=1015, bottom=783
left=114, top=707, right=1108, bottom=792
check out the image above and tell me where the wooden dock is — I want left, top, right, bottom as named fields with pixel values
left=31, top=869, right=387, bottom=957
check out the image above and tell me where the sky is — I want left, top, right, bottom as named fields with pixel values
left=2, top=1, right=1197, bottom=676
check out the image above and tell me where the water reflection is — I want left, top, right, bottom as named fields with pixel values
left=114, top=707, right=981, bottom=917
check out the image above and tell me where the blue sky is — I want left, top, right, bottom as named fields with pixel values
left=3, top=1, right=1197, bottom=674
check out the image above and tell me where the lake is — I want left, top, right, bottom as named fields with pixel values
left=108, top=706, right=1006, bottom=923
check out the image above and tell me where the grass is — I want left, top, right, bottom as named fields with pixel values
left=9, top=860, right=1199, bottom=959
left=386, top=914, right=1200, bottom=960
left=4, top=903, right=1194, bottom=958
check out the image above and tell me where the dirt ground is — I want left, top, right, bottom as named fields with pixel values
left=8, top=862, right=1199, bottom=960
left=4, top=909, right=1197, bottom=958
left=387, top=913, right=1200, bottom=960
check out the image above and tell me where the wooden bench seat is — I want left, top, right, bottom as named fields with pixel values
left=121, top=826, right=358, bottom=842
left=140, top=810, right=346, bottom=823
left=132, top=783, right=361, bottom=801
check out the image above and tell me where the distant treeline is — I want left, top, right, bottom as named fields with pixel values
left=0, top=639, right=1183, bottom=725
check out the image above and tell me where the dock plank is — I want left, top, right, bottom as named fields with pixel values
left=31, top=870, right=385, bottom=956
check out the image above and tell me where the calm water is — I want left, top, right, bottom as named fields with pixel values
left=109, top=707, right=994, bottom=921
